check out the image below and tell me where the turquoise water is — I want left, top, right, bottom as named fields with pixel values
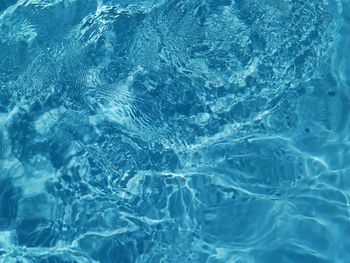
left=1, top=0, right=350, bottom=262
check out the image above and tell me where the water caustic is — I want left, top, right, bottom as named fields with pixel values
left=0, top=0, right=350, bottom=262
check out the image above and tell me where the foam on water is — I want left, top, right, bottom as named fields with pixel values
left=1, top=0, right=350, bottom=262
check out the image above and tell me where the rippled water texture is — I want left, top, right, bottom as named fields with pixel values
left=1, top=0, right=350, bottom=262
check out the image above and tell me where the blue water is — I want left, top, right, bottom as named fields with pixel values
left=0, top=0, right=350, bottom=262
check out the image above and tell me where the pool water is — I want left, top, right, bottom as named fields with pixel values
left=1, top=0, right=350, bottom=262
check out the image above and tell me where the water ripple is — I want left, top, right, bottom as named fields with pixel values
left=0, top=0, right=349, bottom=262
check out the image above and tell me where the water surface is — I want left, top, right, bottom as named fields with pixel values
left=1, top=0, right=350, bottom=262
